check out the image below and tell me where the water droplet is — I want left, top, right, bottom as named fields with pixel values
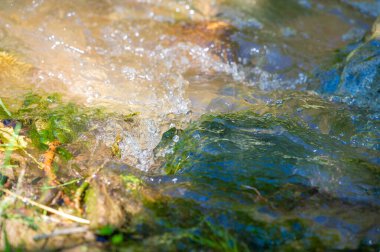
left=173, top=135, right=179, bottom=143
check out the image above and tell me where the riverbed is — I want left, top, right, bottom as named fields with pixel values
left=0, top=0, right=379, bottom=250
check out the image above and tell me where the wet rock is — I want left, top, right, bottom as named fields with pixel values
left=153, top=110, right=380, bottom=250
left=206, top=86, right=379, bottom=151
left=319, top=18, right=380, bottom=110
left=84, top=179, right=126, bottom=229
left=160, top=110, right=379, bottom=203
left=342, top=0, right=380, bottom=17
left=372, top=16, right=380, bottom=38
left=164, top=20, right=237, bottom=62
left=337, top=38, right=380, bottom=110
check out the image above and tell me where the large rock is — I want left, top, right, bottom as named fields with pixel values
left=337, top=39, right=380, bottom=110
left=319, top=18, right=380, bottom=110
left=153, top=110, right=380, bottom=250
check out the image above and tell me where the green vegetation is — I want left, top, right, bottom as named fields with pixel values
left=12, top=93, right=100, bottom=149
left=0, top=98, right=11, bottom=117
left=0, top=0, right=378, bottom=250
left=0, top=88, right=378, bottom=251
left=0, top=93, right=133, bottom=249
left=184, top=220, right=248, bottom=252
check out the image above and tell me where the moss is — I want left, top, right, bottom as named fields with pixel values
left=161, top=110, right=317, bottom=174
left=15, top=93, right=88, bottom=148
left=121, top=174, right=144, bottom=193
left=184, top=220, right=249, bottom=252
left=0, top=93, right=109, bottom=162
left=84, top=180, right=126, bottom=229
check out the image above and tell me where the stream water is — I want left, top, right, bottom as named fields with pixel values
left=0, top=0, right=379, bottom=250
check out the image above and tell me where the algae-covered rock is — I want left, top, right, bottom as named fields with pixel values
left=160, top=110, right=379, bottom=203
left=318, top=18, right=380, bottom=110
left=337, top=38, right=380, bottom=110
left=206, top=86, right=379, bottom=151
left=84, top=180, right=126, bottom=229
left=150, top=109, right=380, bottom=250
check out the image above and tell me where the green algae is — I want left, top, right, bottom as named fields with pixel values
left=121, top=174, right=144, bottom=193
left=146, top=104, right=379, bottom=250
left=0, top=15, right=379, bottom=250
left=119, top=193, right=343, bottom=251
left=0, top=89, right=378, bottom=251
left=15, top=93, right=98, bottom=149
left=0, top=93, right=111, bottom=163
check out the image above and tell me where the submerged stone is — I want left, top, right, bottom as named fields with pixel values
left=150, top=110, right=380, bottom=250
left=171, top=20, right=237, bottom=62
left=84, top=180, right=126, bottom=229
left=319, top=18, right=380, bottom=111
left=338, top=39, right=380, bottom=110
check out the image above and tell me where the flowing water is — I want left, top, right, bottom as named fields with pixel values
left=0, top=0, right=379, bottom=250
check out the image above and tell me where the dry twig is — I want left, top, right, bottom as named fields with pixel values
left=33, top=226, right=89, bottom=240
left=0, top=188, right=90, bottom=224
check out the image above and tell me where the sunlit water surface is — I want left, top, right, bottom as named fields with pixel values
left=0, top=0, right=379, bottom=249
